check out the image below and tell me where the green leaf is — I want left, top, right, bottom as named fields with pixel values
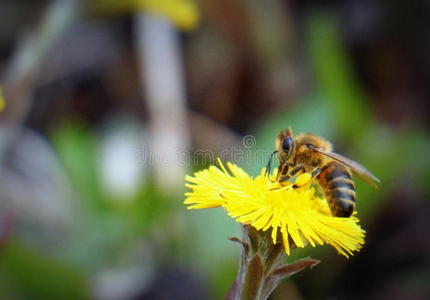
left=271, top=258, right=320, bottom=277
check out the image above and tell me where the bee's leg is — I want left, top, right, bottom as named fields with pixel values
left=276, top=162, right=291, bottom=182
left=279, top=165, right=304, bottom=183
left=292, top=167, right=321, bottom=188
left=311, top=167, right=321, bottom=178
left=290, top=165, right=305, bottom=176
left=265, top=151, right=278, bottom=177
left=270, top=165, right=302, bottom=191
left=270, top=163, right=296, bottom=191
left=278, top=175, right=290, bottom=183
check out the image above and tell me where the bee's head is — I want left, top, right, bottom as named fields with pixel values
left=281, top=136, right=295, bottom=159
left=278, top=136, right=295, bottom=164
left=277, top=127, right=295, bottom=163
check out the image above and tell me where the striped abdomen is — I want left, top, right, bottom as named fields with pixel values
left=317, top=162, right=356, bottom=217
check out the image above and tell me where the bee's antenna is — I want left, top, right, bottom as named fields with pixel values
left=265, top=150, right=278, bottom=177
left=286, top=126, right=293, bottom=137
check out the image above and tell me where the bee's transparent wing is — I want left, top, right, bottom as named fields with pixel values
left=313, top=148, right=380, bottom=189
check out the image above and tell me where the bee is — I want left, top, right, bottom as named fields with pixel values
left=271, top=127, right=380, bottom=217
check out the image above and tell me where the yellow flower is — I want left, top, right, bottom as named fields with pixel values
left=184, top=161, right=365, bottom=257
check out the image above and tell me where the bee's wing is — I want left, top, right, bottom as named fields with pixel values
left=313, top=148, right=381, bottom=189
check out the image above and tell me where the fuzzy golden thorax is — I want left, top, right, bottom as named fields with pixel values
left=290, top=133, right=332, bottom=171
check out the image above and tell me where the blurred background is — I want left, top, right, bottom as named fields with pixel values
left=0, top=0, right=430, bottom=299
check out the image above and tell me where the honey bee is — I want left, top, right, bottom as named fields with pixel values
left=271, top=127, right=380, bottom=217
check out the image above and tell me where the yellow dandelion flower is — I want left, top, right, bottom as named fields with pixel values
left=184, top=161, right=365, bottom=257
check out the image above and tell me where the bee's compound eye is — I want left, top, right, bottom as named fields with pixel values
left=282, top=136, right=294, bottom=153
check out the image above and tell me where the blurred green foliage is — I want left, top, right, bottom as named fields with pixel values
left=307, top=11, right=373, bottom=139
left=0, top=241, right=90, bottom=300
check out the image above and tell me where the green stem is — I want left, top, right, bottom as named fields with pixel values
left=233, top=226, right=285, bottom=300
left=227, top=225, right=319, bottom=300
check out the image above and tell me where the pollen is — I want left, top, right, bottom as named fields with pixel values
left=184, top=160, right=365, bottom=257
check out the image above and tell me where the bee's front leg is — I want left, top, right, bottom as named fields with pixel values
left=275, top=162, right=291, bottom=181
left=278, top=165, right=304, bottom=183
left=265, top=150, right=278, bottom=177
